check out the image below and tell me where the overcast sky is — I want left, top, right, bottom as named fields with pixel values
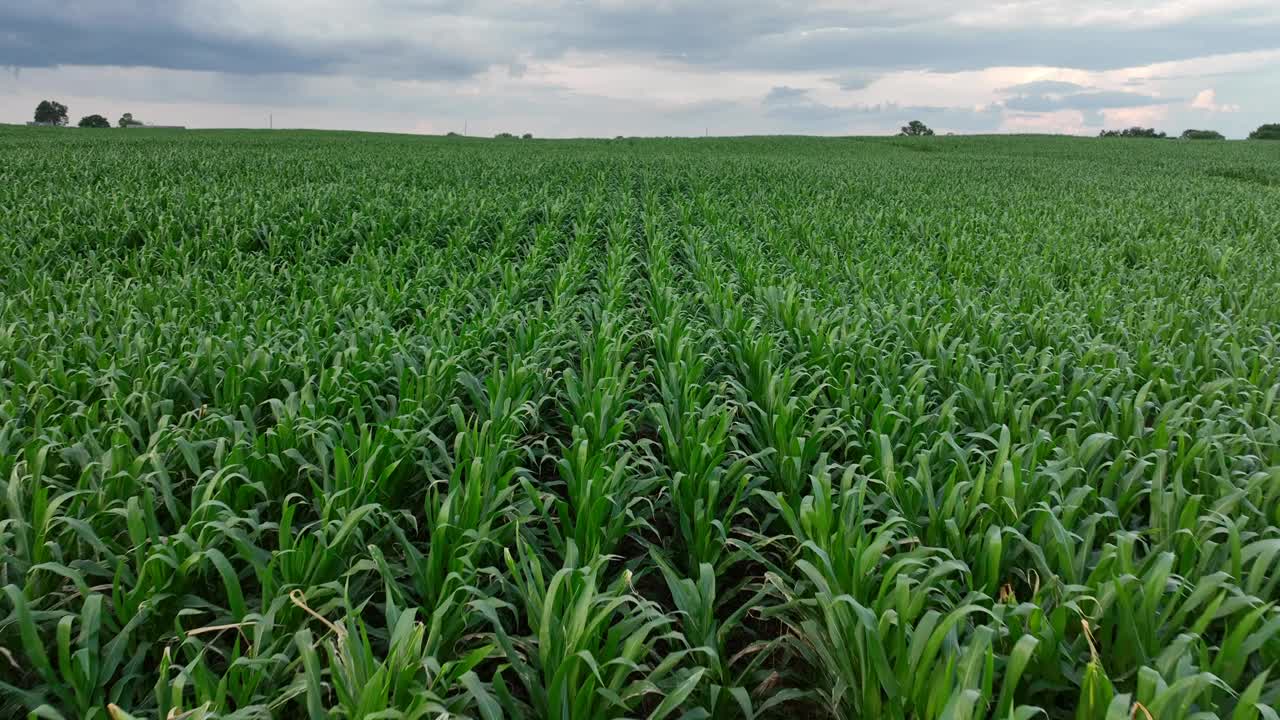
left=3, top=1, right=1278, bottom=137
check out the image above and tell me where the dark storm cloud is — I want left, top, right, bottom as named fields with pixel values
left=724, top=19, right=1280, bottom=73
left=0, top=1, right=491, bottom=80
left=3, top=1, right=1278, bottom=81
left=524, top=3, right=1280, bottom=73
left=524, top=1, right=914, bottom=59
left=0, top=3, right=327, bottom=74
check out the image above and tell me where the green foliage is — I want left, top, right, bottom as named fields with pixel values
left=1, top=127, right=1279, bottom=719
left=33, top=100, right=69, bottom=126
left=1181, top=129, right=1226, bottom=140
left=1100, top=127, right=1168, bottom=138
left=1249, top=123, right=1280, bottom=140
left=78, top=115, right=111, bottom=129
left=899, top=120, right=934, bottom=136
left=118, top=113, right=143, bottom=128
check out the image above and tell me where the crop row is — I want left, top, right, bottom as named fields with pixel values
left=1, top=129, right=1278, bottom=718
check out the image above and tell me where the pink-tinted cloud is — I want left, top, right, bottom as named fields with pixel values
left=1190, top=88, right=1240, bottom=112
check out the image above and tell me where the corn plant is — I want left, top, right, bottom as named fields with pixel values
left=2, top=127, right=1279, bottom=718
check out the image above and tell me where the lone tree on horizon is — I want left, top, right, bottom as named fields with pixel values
left=78, top=114, right=111, bottom=129
left=118, top=113, right=144, bottom=128
left=34, top=100, right=69, bottom=126
left=899, top=120, right=934, bottom=137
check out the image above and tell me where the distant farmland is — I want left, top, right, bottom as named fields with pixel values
left=1, top=127, right=1278, bottom=719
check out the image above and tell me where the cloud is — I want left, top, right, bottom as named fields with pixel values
left=532, top=2, right=1280, bottom=75
left=0, top=2, right=502, bottom=81
left=1002, top=110, right=1092, bottom=135
left=759, top=85, right=1001, bottom=133
left=708, top=18, right=1280, bottom=74
left=998, top=80, right=1089, bottom=95
left=995, top=75, right=1182, bottom=115
left=5, top=1, right=1280, bottom=81
left=762, top=86, right=811, bottom=105
left=1005, top=89, right=1174, bottom=112
left=1190, top=88, right=1240, bottom=112
left=828, top=71, right=880, bottom=92
left=1101, top=105, right=1172, bottom=129
left=0, top=3, right=331, bottom=76
left=760, top=85, right=852, bottom=126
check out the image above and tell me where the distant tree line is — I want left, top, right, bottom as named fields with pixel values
left=28, top=98, right=1280, bottom=141
left=1099, top=127, right=1166, bottom=139
left=31, top=100, right=148, bottom=129
left=1250, top=124, right=1280, bottom=140
left=445, top=131, right=535, bottom=139
left=1180, top=129, right=1225, bottom=140
left=1100, top=124, right=1279, bottom=140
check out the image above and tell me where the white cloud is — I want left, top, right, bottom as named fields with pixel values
left=1101, top=105, right=1173, bottom=128
left=1191, top=88, right=1241, bottom=112
left=1001, top=110, right=1090, bottom=134
left=949, top=0, right=1280, bottom=29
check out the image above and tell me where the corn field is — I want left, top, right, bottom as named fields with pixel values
left=2, top=127, right=1279, bottom=719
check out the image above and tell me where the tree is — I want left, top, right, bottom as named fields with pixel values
left=494, top=132, right=515, bottom=139
left=34, top=100, right=69, bottom=126
left=1249, top=123, right=1280, bottom=140
left=522, top=133, right=533, bottom=140
left=78, top=114, right=111, bottom=129
left=1100, top=127, right=1167, bottom=139
left=1180, top=129, right=1224, bottom=140
left=118, top=113, right=144, bottom=128
left=899, top=120, right=934, bottom=137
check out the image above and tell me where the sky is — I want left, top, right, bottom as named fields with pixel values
left=2, top=1, right=1278, bottom=138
